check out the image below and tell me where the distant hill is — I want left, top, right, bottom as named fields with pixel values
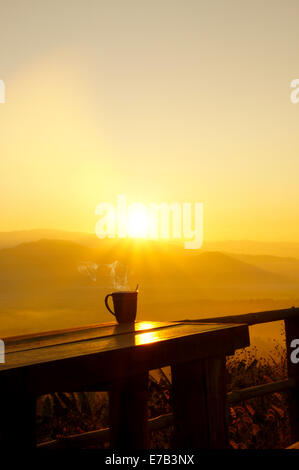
left=0, top=238, right=297, bottom=296
left=0, top=237, right=298, bottom=336
left=229, top=253, right=299, bottom=282
left=203, top=240, right=299, bottom=258
left=0, top=239, right=97, bottom=284
left=2, top=229, right=299, bottom=258
left=0, top=229, right=95, bottom=250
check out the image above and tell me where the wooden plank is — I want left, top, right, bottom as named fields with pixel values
left=4, top=321, right=179, bottom=354
left=179, top=306, right=299, bottom=326
left=228, top=378, right=295, bottom=404
left=109, top=371, right=149, bottom=449
left=37, top=413, right=174, bottom=449
left=2, top=321, right=115, bottom=342
left=1, top=322, right=248, bottom=371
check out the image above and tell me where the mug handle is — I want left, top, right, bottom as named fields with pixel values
left=105, top=294, right=115, bottom=315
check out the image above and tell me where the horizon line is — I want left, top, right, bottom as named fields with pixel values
left=0, top=227, right=299, bottom=245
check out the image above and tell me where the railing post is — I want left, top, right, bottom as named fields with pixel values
left=0, top=388, right=36, bottom=449
left=204, top=356, right=228, bottom=448
left=285, top=313, right=299, bottom=443
left=171, top=359, right=209, bottom=448
left=109, top=371, right=149, bottom=449
left=171, top=355, right=228, bottom=449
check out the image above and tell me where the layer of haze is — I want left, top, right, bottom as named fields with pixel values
left=1, top=1, right=299, bottom=241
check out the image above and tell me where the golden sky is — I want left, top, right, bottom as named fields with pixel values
left=1, top=0, right=299, bottom=241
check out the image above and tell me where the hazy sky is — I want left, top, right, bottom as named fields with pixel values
left=1, top=0, right=299, bottom=241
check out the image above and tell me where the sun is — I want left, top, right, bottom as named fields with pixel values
left=127, top=206, right=148, bottom=238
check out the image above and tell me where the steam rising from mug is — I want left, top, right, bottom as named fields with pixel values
left=106, top=260, right=129, bottom=290
left=77, top=260, right=129, bottom=290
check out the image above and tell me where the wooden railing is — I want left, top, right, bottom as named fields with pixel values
left=37, top=307, right=299, bottom=449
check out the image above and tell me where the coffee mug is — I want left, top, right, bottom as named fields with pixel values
left=105, top=290, right=138, bottom=323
